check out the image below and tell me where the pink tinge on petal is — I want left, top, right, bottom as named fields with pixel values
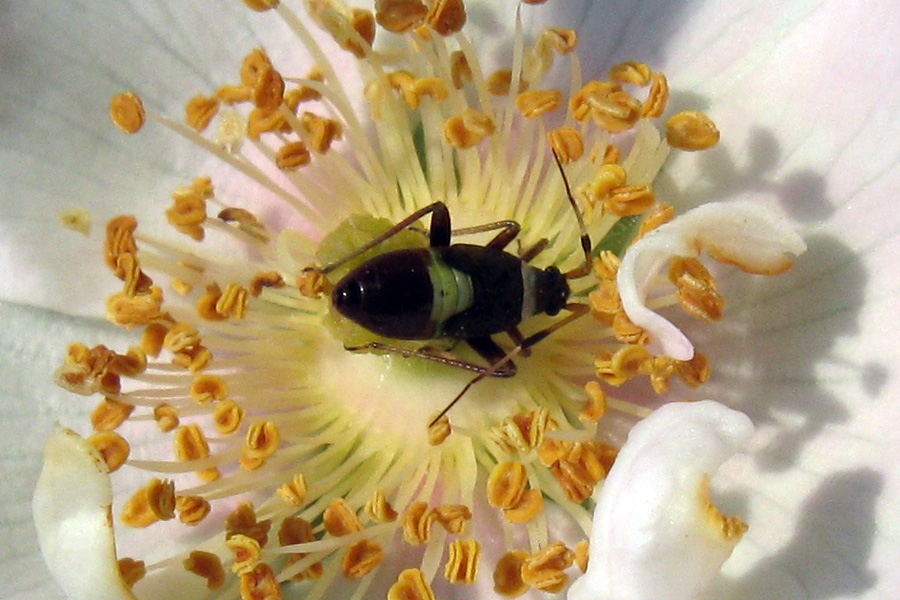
left=617, top=201, right=807, bottom=360
left=32, top=428, right=138, bottom=600
left=568, top=400, right=754, bottom=600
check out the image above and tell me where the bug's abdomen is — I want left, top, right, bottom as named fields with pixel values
left=332, top=248, right=437, bottom=339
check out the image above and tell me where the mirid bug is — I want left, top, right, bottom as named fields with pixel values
left=311, top=151, right=593, bottom=425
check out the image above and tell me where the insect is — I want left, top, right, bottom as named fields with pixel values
left=312, top=151, right=593, bottom=425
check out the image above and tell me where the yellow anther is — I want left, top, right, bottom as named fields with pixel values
left=239, top=563, right=281, bottom=600
left=503, top=488, right=544, bottom=523
left=445, top=538, right=480, bottom=584
left=218, top=207, right=268, bottom=240
left=226, top=502, right=271, bottom=547
left=700, top=474, right=749, bottom=540
left=516, top=89, right=563, bottom=118
left=153, top=403, right=179, bottom=433
left=542, top=27, right=577, bottom=54
left=276, top=473, right=309, bottom=507
left=677, top=352, right=711, bottom=388
left=586, top=163, right=628, bottom=204
left=251, top=65, right=285, bottom=111
left=88, top=431, right=130, bottom=473
left=228, top=533, right=262, bottom=575
left=612, top=310, right=648, bottom=345
left=574, top=539, right=590, bottom=573
left=323, top=498, right=363, bottom=536
left=174, top=423, right=211, bottom=462
left=375, top=0, right=428, bottom=33
left=388, top=568, right=436, bottom=600
left=141, top=322, right=169, bottom=357
left=183, top=550, right=226, bottom=590
left=164, top=322, right=201, bottom=353
left=276, top=140, right=311, bottom=170
left=176, top=495, right=211, bottom=526
left=247, top=106, right=288, bottom=139
left=443, top=108, right=495, bottom=148
left=365, top=489, right=398, bottom=522
left=570, top=80, right=621, bottom=122
left=604, top=184, right=656, bottom=217
left=298, top=266, right=328, bottom=299
left=299, top=112, right=343, bottom=153
left=217, top=83, right=252, bottom=104
left=348, top=8, right=377, bottom=56
left=342, top=539, right=385, bottom=579
left=402, top=500, right=436, bottom=545
left=434, top=504, right=472, bottom=533
left=244, top=420, right=280, bottom=461
left=486, top=461, right=528, bottom=509
left=250, top=271, right=284, bottom=297
left=59, top=207, right=92, bottom=236
left=214, top=282, right=249, bottom=320
left=486, top=69, right=516, bottom=96
left=426, top=0, right=466, bottom=36
left=190, top=373, right=228, bottom=405
left=493, top=551, right=529, bottom=597
left=240, top=48, right=273, bottom=87
left=491, top=409, right=551, bottom=454
left=427, top=414, right=451, bottom=446
left=450, top=50, right=471, bottom=88
left=636, top=202, right=675, bottom=239
left=278, top=517, right=324, bottom=581
left=90, top=397, right=134, bottom=431
left=580, top=381, right=607, bottom=422
left=588, top=279, right=621, bottom=316
left=590, top=89, right=643, bottom=132
left=547, top=127, right=584, bottom=163
left=242, top=0, right=279, bottom=11
left=185, top=95, right=220, bottom=133
left=666, top=110, right=720, bottom=151
left=104, top=215, right=138, bottom=271
left=109, top=92, right=145, bottom=134
left=121, top=478, right=173, bottom=527
left=118, top=557, right=146, bottom=589
left=521, top=542, right=574, bottom=593
left=642, top=71, right=669, bottom=117
left=609, top=60, right=652, bottom=86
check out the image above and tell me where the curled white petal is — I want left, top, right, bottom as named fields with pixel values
left=617, top=202, right=807, bottom=359
left=32, top=428, right=137, bottom=600
left=568, top=400, right=754, bottom=600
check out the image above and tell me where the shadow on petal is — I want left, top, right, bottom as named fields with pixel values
left=711, top=469, right=881, bottom=599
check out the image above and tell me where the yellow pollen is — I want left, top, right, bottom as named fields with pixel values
left=323, top=498, right=363, bottom=536
left=183, top=550, right=226, bottom=590
left=239, top=562, right=282, bottom=600
left=387, top=568, right=436, bottom=600
left=228, top=533, right=263, bottom=575
left=175, top=495, right=211, bottom=526
left=87, top=431, right=130, bottom=473
left=342, top=539, right=385, bottom=579
left=90, top=397, right=134, bottom=431
left=117, top=557, right=146, bottom=589
left=185, top=94, right=221, bottom=133
left=666, top=110, right=721, bottom=150
left=515, top=89, right=563, bottom=118
left=445, top=538, right=480, bottom=584
left=375, top=0, right=428, bottom=33
left=59, top=207, right=92, bottom=236
left=109, top=92, right=146, bottom=134
left=492, top=551, right=529, bottom=597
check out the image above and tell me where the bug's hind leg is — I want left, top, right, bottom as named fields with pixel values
left=344, top=337, right=516, bottom=377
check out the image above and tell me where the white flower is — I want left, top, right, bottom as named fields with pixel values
left=3, top=1, right=899, bottom=599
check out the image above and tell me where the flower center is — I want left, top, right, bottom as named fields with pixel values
left=45, top=1, right=791, bottom=599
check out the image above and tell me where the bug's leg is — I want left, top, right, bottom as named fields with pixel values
left=314, top=202, right=451, bottom=275
left=518, top=238, right=548, bottom=263
left=506, top=326, right=531, bottom=358
left=428, top=303, right=591, bottom=426
left=451, top=220, right=521, bottom=250
left=344, top=338, right=516, bottom=377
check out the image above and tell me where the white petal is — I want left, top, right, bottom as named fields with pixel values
left=618, top=202, right=806, bottom=360
left=32, top=428, right=137, bottom=600
left=568, top=400, right=754, bottom=600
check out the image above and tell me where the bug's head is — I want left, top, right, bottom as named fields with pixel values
left=535, top=266, right=570, bottom=316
